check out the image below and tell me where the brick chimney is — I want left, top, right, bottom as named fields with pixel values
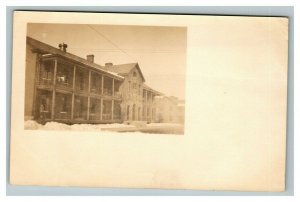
left=86, top=54, right=94, bottom=63
left=105, top=62, right=113, bottom=67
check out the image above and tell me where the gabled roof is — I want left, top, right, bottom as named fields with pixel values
left=108, top=63, right=162, bottom=95
left=26, top=37, right=124, bottom=80
left=108, top=63, right=145, bottom=82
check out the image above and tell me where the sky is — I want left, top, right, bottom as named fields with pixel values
left=27, top=23, right=187, bottom=99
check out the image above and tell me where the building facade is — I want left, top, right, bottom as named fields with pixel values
left=25, top=37, right=161, bottom=124
left=154, top=96, right=185, bottom=123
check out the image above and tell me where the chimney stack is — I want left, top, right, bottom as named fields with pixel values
left=86, top=54, right=95, bottom=63
left=105, top=62, right=113, bottom=67
left=58, top=43, right=68, bottom=53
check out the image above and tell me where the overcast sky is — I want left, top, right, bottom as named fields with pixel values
left=27, top=23, right=187, bottom=99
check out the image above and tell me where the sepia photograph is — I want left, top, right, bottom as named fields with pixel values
left=24, top=23, right=186, bottom=135
left=10, top=11, right=289, bottom=192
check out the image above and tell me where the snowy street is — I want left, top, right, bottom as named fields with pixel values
left=24, top=120, right=184, bottom=135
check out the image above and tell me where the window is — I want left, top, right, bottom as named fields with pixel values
left=40, top=95, right=50, bottom=112
left=61, top=96, right=67, bottom=112
left=142, top=107, right=145, bottom=119
left=89, top=98, right=101, bottom=120
left=133, top=71, right=137, bottom=77
left=40, top=60, right=54, bottom=85
left=90, top=102, right=96, bottom=114
left=152, top=108, right=155, bottom=119
left=102, top=100, right=112, bottom=120
left=127, top=105, right=130, bottom=120
left=132, top=104, right=136, bottom=121
left=57, top=69, right=69, bottom=83
left=147, top=107, right=150, bottom=117
left=103, top=76, right=113, bottom=96
left=56, top=62, right=73, bottom=88
left=75, top=68, right=88, bottom=92
left=114, top=101, right=121, bottom=120
left=37, top=90, right=52, bottom=120
left=54, top=93, right=71, bottom=120
left=79, top=73, right=84, bottom=90
left=132, top=83, right=139, bottom=94
left=43, top=66, right=52, bottom=80
left=138, top=107, right=141, bottom=121
left=90, top=72, right=102, bottom=94
left=74, top=96, right=88, bottom=120
left=114, top=80, right=121, bottom=96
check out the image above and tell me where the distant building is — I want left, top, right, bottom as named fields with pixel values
left=154, top=96, right=185, bottom=123
left=176, top=100, right=185, bottom=124
left=25, top=37, right=162, bottom=124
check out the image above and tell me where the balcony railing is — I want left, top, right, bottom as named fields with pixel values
left=113, top=114, right=121, bottom=120
left=103, top=88, right=112, bottom=96
left=89, top=113, right=101, bottom=120
left=56, top=81, right=72, bottom=89
left=90, top=88, right=101, bottom=95
left=55, top=111, right=69, bottom=119
left=102, top=113, right=112, bottom=120
left=40, top=78, right=52, bottom=86
left=114, top=92, right=122, bottom=98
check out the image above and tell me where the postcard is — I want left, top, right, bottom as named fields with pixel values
left=10, top=11, right=288, bottom=191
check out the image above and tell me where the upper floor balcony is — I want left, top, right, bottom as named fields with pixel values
left=38, top=57, right=123, bottom=99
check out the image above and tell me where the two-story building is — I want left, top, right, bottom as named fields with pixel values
left=105, top=62, right=161, bottom=123
left=25, top=37, right=162, bottom=124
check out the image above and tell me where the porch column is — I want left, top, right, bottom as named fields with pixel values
left=101, top=75, right=104, bottom=95
left=71, top=65, right=76, bottom=120
left=51, top=59, right=57, bottom=120
left=111, top=100, right=114, bottom=121
left=32, top=53, right=41, bottom=119
left=87, top=70, right=91, bottom=120
left=112, top=78, right=115, bottom=96
left=100, top=98, right=103, bottom=120
left=149, top=92, right=152, bottom=122
left=145, top=90, right=148, bottom=121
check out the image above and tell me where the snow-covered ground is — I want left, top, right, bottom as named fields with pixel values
left=147, top=123, right=183, bottom=127
left=24, top=120, right=135, bottom=131
left=24, top=120, right=183, bottom=132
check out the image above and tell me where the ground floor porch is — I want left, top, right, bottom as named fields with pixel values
left=34, top=89, right=122, bottom=124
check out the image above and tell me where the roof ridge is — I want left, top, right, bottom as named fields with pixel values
left=26, top=36, right=124, bottom=80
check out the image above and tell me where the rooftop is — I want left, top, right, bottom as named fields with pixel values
left=27, top=37, right=124, bottom=80
left=27, top=37, right=163, bottom=95
left=107, top=63, right=146, bottom=82
left=143, top=84, right=163, bottom=96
